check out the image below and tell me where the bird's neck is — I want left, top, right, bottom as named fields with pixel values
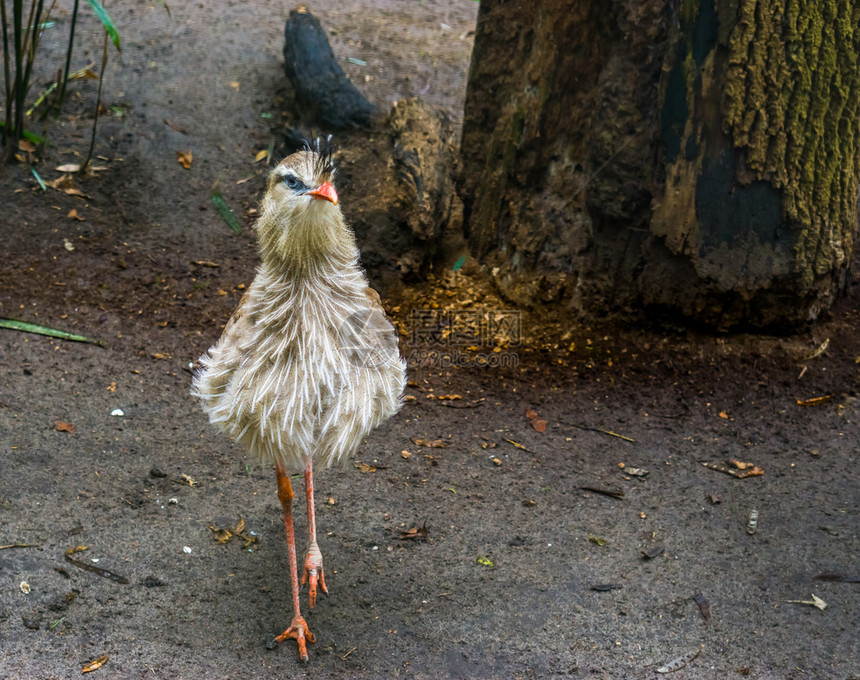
left=256, top=204, right=360, bottom=279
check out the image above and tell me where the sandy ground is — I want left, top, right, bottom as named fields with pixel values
left=0, top=1, right=858, bottom=678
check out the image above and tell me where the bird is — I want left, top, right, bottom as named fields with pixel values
left=191, top=139, right=406, bottom=661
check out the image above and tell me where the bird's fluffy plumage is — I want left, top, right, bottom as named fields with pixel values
left=192, top=149, right=405, bottom=471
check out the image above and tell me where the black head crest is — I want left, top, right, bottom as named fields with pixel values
left=303, top=135, right=336, bottom=178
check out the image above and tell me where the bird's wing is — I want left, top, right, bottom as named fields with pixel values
left=333, top=286, right=400, bottom=369
left=364, top=286, right=384, bottom=311
left=221, top=290, right=253, bottom=341
left=363, top=286, right=398, bottom=337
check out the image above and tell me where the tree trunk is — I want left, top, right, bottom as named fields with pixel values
left=459, top=0, right=860, bottom=329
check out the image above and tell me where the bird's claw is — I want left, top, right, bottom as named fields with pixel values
left=274, top=614, right=315, bottom=662
left=300, top=542, right=328, bottom=609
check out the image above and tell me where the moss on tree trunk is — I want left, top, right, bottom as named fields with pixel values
left=459, top=0, right=860, bottom=328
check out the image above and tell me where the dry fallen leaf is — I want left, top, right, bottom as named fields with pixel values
left=209, top=526, right=233, bottom=543
left=71, top=66, right=99, bottom=80
left=796, top=395, right=831, bottom=406
left=176, top=149, right=193, bottom=169
left=209, top=516, right=256, bottom=548
left=786, top=594, right=827, bottom=610
left=164, top=118, right=189, bottom=134
left=700, top=461, right=764, bottom=479
left=55, top=163, right=81, bottom=173
left=399, top=522, right=428, bottom=541
left=18, top=140, right=36, bottom=153
left=693, top=589, right=710, bottom=621
left=67, top=208, right=84, bottom=221
left=54, top=420, right=75, bottom=433
left=82, top=655, right=108, bottom=673
left=656, top=649, right=700, bottom=674
left=254, top=149, right=269, bottom=163
left=526, top=408, right=547, bottom=433
left=411, top=438, right=447, bottom=448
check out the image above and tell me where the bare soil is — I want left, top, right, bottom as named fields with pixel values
left=0, top=2, right=858, bottom=679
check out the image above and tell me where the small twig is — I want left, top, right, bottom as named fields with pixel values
left=580, top=486, right=625, bottom=500
left=56, top=0, right=79, bottom=111
left=566, top=422, right=635, bottom=442
left=0, top=543, right=38, bottom=550
left=64, top=553, right=129, bottom=584
left=502, top=437, right=532, bottom=452
left=340, top=647, right=357, bottom=660
left=81, top=23, right=109, bottom=172
left=440, top=399, right=484, bottom=409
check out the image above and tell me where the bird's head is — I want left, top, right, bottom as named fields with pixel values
left=257, top=141, right=355, bottom=271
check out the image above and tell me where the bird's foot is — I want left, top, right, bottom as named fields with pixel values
left=274, top=614, right=315, bottom=662
left=301, top=541, right=328, bottom=609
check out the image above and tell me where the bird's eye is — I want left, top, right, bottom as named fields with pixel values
left=283, top=174, right=303, bottom=191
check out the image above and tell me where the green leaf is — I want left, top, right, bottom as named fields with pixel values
left=84, top=0, right=121, bottom=51
left=0, top=318, right=102, bottom=345
left=0, top=122, right=47, bottom=145
left=210, top=190, right=242, bottom=234
left=452, top=254, right=467, bottom=271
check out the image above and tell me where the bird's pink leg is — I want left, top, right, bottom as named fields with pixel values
left=273, top=464, right=315, bottom=661
left=301, top=459, right=328, bottom=608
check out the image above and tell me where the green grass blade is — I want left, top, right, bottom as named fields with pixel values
left=0, top=318, right=103, bottom=345
left=31, top=168, right=47, bottom=191
left=210, top=189, right=242, bottom=234
left=0, top=122, right=47, bottom=145
left=84, top=0, right=120, bottom=51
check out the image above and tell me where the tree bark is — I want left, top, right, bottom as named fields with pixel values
left=459, top=0, right=860, bottom=329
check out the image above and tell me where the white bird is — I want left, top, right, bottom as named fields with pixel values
left=192, top=141, right=406, bottom=661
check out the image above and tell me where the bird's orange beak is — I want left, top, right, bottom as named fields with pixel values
left=309, top=182, right=338, bottom=205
